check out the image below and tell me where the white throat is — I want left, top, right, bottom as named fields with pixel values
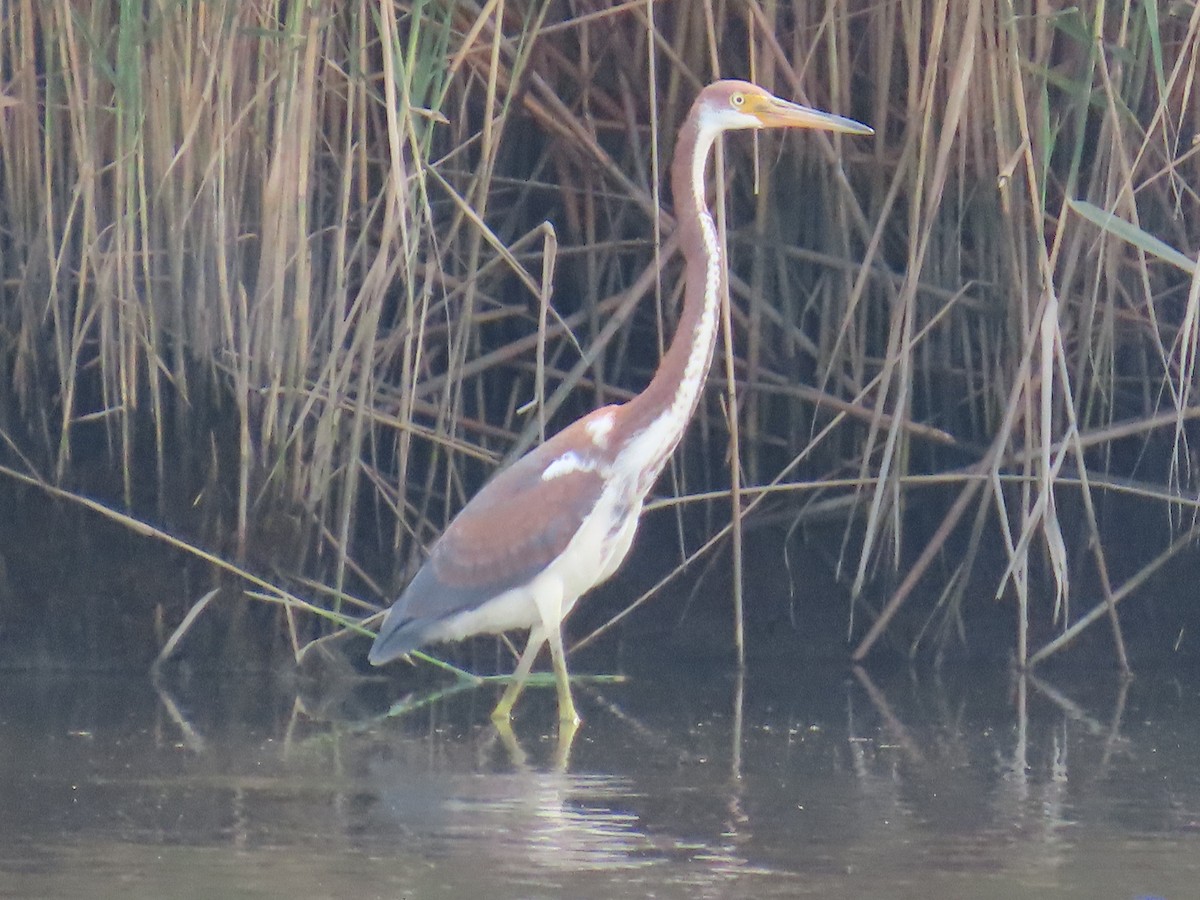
left=617, top=112, right=729, bottom=496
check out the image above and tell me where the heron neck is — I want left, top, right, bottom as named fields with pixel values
left=615, top=108, right=722, bottom=487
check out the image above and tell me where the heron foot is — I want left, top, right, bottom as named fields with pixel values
left=490, top=698, right=516, bottom=723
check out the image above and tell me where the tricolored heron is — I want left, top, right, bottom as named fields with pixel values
left=369, top=80, right=872, bottom=724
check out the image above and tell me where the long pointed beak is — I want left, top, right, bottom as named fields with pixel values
left=758, top=97, right=874, bottom=136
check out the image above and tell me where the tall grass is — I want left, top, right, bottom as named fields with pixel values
left=1, top=1, right=1198, bottom=669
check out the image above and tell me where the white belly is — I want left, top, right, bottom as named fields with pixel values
left=428, top=586, right=541, bottom=642
left=547, top=490, right=642, bottom=621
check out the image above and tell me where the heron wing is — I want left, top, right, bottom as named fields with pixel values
left=423, top=449, right=606, bottom=607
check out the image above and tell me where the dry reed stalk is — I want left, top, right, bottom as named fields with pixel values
left=3, top=0, right=1200, bottom=673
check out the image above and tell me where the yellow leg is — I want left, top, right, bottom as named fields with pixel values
left=545, top=624, right=580, bottom=726
left=529, top=577, right=579, bottom=725
left=491, top=627, right=546, bottom=722
left=497, top=575, right=579, bottom=725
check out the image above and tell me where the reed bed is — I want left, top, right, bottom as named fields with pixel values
left=1, top=1, right=1199, bottom=669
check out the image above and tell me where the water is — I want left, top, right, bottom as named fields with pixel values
left=2, top=653, right=1198, bottom=899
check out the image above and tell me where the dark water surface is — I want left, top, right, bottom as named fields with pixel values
left=2, top=655, right=1198, bottom=899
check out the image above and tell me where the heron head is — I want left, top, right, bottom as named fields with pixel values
left=699, top=80, right=874, bottom=136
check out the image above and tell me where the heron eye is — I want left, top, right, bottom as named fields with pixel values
left=731, top=92, right=745, bottom=108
